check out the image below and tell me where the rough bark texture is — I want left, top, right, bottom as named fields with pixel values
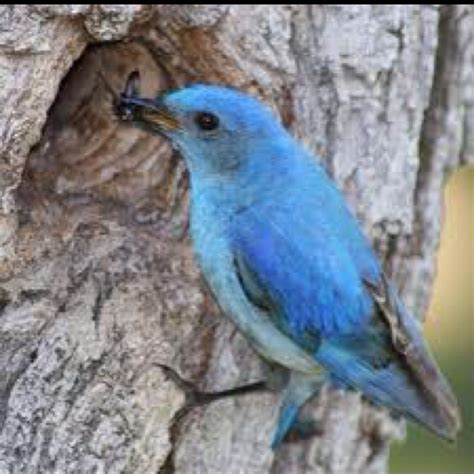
left=0, top=5, right=472, bottom=474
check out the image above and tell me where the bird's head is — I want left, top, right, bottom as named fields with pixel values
left=117, top=73, right=291, bottom=181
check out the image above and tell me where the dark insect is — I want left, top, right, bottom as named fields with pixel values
left=117, top=70, right=141, bottom=121
left=122, top=70, right=141, bottom=99
left=96, top=68, right=142, bottom=123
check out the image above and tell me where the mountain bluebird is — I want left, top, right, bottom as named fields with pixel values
left=116, top=72, right=460, bottom=448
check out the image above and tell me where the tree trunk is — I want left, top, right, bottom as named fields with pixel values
left=0, top=5, right=472, bottom=474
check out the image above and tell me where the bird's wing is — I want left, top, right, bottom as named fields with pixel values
left=362, top=276, right=460, bottom=433
left=231, top=199, right=379, bottom=342
left=231, top=200, right=460, bottom=439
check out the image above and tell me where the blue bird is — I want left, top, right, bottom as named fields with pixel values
left=117, top=74, right=460, bottom=448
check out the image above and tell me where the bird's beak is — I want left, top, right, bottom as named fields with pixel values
left=117, top=96, right=181, bottom=132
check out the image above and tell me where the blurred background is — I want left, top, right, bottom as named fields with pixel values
left=390, top=166, right=474, bottom=474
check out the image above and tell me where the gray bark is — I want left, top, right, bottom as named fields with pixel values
left=0, top=5, right=472, bottom=474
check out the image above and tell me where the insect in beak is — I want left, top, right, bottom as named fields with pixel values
left=117, top=70, right=180, bottom=132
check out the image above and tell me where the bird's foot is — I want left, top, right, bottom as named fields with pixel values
left=284, top=416, right=323, bottom=443
left=271, top=412, right=323, bottom=448
left=271, top=370, right=326, bottom=449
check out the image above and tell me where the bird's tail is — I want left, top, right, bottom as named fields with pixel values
left=319, top=291, right=460, bottom=440
left=386, top=292, right=461, bottom=441
left=321, top=342, right=460, bottom=441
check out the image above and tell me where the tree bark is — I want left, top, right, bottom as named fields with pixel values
left=0, top=5, right=472, bottom=474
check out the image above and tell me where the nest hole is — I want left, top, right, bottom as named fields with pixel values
left=17, top=42, right=190, bottom=241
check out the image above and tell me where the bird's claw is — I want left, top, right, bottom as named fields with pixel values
left=285, top=417, right=323, bottom=443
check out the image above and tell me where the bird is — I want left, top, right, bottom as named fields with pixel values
left=116, top=71, right=460, bottom=449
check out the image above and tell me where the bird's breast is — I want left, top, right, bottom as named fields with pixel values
left=189, top=194, right=232, bottom=281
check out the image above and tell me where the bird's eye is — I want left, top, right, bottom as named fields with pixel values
left=195, top=112, right=219, bottom=131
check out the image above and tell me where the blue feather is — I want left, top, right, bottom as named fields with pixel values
left=120, top=83, right=461, bottom=446
left=231, top=153, right=378, bottom=339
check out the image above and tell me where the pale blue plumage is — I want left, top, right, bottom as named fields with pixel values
left=119, top=83, right=460, bottom=448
